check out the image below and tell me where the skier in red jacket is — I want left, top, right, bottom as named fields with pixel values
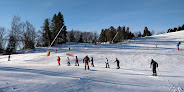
left=83, top=55, right=90, bottom=70
left=75, top=56, right=79, bottom=66
left=57, top=56, right=60, bottom=66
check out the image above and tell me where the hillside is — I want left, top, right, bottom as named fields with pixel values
left=0, top=31, right=184, bottom=92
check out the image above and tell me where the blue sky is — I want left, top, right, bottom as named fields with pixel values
left=0, top=0, right=184, bottom=34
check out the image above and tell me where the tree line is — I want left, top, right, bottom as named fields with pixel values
left=98, top=26, right=134, bottom=43
left=38, top=12, right=98, bottom=47
left=67, top=30, right=98, bottom=43
left=0, top=14, right=156, bottom=54
left=0, top=16, right=36, bottom=54
left=1, top=11, right=183, bottom=54
left=98, top=26, right=153, bottom=43
left=0, top=12, right=98, bottom=54
left=167, top=24, right=184, bottom=33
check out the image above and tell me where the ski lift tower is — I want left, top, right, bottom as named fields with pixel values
left=47, top=25, right=65, bottom=56
left=111, top=32, right=118, bottom=44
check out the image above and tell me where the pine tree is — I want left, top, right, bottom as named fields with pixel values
left=6, top=36, right=16, bottom=54
left=126, top=27, right=130, bottom=39
left=109, top=26, right=116, bottom=42
left=42, top=18, right=51, bottom=46
left=177, top=26, right=182, bottom=31
left=51, top=12, right=67, bottom=44
left=122, top=26, right=126, bottom=40
left=69, top=30, right=75, bottom=42
left=114, top=26, right=122, bottom=43
left=173, top=27, right=177, bottom=32
left=138, top=31, right=142, bottom=37
left=142, top=27, right=151, bottom=37
left=105, top=29, right=111, bottom=42
left=182, top=24, right=184, bottom=30
left=98, top=29, right=107, bottom=42
left=51, top=14, right=57, bottom=44
left=78, top=33, right=83, bottom=43
left=57, top=12, right=67, bottom=44
left=129, top=32, right=134, bottom=39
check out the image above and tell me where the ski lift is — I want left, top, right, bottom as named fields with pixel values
left=47, top=25, right=64, bottom=56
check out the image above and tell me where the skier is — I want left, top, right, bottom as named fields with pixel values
left=69, top=47, right=71, bottom=51
left=114, top=58, right=120, bottom=69
left=83, top=55, right=90, bottom=70
left=176, top=42, right=181, bottom=51
left=75, top=56, right=79, bottom=66
left=8, top=55, right=10, bottom=61
left=105, top=58, right=110, bottom=68
left=55, top=49, right=57, bottom=53
left=150, top=59, right=158, bottom=76
left=67, top=57, right=71, bottom=66
left=91, top=57, right=94, bottom=67
left=57, top=56, right=60, bottom=66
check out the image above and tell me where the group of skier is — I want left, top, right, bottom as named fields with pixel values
left=56, top=41, right=181, bottom=75
left=7, top=41, right=182, bottom=77
left=57, top=55, right=120, bottom=70
left=57, top=55, right=94, bottom=69
left=57, top=56, right=158, bottom=76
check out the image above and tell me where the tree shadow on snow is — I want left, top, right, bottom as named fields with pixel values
left=0, top=66, right=71, bottom=77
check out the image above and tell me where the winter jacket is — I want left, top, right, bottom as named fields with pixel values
left=83, top=56, right=89, bottom=63
left=150, top=60, right=158, bottom=69
left=57, top=58, right=60, bottom=61
left=76, top=57, right=78, bottom=62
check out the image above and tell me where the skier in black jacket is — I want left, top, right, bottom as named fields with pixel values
left=91, top=57, right=94, bottom=67
left=114, top=58, right=120, bottom=69
left=150, top=59, right=158, bottom=76
left=8, top=55, right=10, bottom=61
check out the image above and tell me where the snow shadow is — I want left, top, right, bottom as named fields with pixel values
left=90, top=78, right=149, bottom=87
left=159, top=75, right=184, bottom=78
left=0, top=66, right=71, bottom=77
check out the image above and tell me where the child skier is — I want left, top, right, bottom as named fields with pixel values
left=67, top=57, right=71, bottom=66
left=69, top=47, right=71, bottom=51
left=8, top=55, right=10, bottom=61
left=57, top=56, right=60, bottom=66
left=91, top=57, right=94, bottom=67
left=55, top=49, right=57, bottom=53
left=176, top=42, right=181, bottom=51
left=75, top=56, right=79, bottom=66
left=83, top=55, right=90, bottom=70
left=114, top=58, right=120, bottom=69
left=150, top=59, right=158, bottom=76
left=105, top=58, right=110, bottom=68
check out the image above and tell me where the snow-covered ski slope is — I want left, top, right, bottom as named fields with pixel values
left=0, top=31, right=184, bottom=92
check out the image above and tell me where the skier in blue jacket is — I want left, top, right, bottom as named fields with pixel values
left=176, top=42, right=181, bottom=51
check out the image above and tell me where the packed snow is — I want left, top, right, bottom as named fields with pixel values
left=0, top=31, right=184, bottom=92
